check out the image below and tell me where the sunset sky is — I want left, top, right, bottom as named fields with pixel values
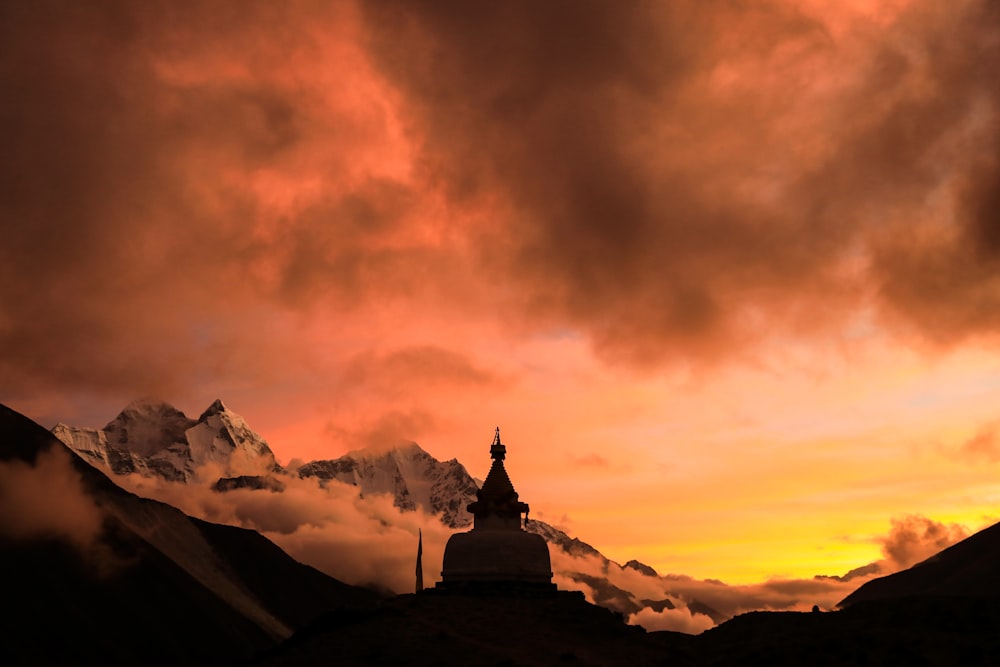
left=2, top=0, right=999, bottom=584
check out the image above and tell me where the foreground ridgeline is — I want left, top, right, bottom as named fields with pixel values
left=436, top=428, right=555, bottom=592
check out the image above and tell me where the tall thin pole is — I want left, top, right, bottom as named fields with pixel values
left=415, top=528, right=424, bottom=593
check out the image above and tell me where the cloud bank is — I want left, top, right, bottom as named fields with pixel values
left=115, top=471, right=451, bottom=594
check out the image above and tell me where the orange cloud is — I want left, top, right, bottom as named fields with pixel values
left=877, top=514, right=970, bottom=570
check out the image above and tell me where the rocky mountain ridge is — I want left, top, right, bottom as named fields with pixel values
left=53, top=398, right=279, bottom=482
left=53, top=400, right=606, bottom=555
left=56, top=399, right=614, bottom=559
left=296, top=442, right=480, bottom=529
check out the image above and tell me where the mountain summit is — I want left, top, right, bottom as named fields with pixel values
left=297, top=442, right=479, bottom=528
left=53, top=398, right=279, bottom=482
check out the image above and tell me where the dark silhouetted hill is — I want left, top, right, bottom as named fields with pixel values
left=254, top=589, right=1000, bottom=666
left=693, top=597, right=1000, bottom=666
left=840, top=520, right=1000, bottom=607
left=256, top=590, right=700, bottom=666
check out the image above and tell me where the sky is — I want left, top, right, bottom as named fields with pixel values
left=1, top=0, right=999, bottom=585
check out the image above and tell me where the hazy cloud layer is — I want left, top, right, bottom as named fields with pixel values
left=0, top=446, right=103, bottom=547
left=629, top=606, right=716, bottom=635
left=553, top=512, right=975, bottom=628
left=117, top=471, right=454, bottom=593
left=549, top=545, right=869, bottom=632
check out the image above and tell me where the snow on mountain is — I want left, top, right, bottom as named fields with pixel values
left=189, top=399, right=278, bottom=475
left=526, top=519, right=603, bottom=557
left=297, top=442, right=480, bottom=528
left=53, top=398, right=279, bottom=482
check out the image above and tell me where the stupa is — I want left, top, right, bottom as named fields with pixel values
left=437, top=428, right=555, bottom=591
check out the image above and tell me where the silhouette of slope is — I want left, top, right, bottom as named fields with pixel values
left=192, top=517, right=377, bottom=629
left=0, top=403, right=377, bottom=666
left=692, top=598, right=1000, bottom=665
left=260, top=590, right=700, bottom=666
left=1, top=532, right=273, bottom=666
left=840, top=521, right=1000, bottom=607
left=257, top=591, right=1000, bottom=666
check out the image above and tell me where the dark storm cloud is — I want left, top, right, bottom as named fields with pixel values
left=1, top=2, right=255, bottom=394
left=362, top=0, right=1000, bottom=362
left=0, top=1, right=422, bottom=400
left=860, top=1, right=1000, bottom=345
left=2, top=0, right=998, bottom=407
left=362, top=0, right=816, bottom=362
left=273, top=179, right=418, bottom=304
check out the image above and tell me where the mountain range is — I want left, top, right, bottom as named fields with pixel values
left=53, top=399, right=664, bottom=614
left=6, top=398, right=1000, bottom=664
left=295, top=442, right=480, bottom=528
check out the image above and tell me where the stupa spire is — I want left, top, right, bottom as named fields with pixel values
left=467, top=427, right=529, bottom=530
left=490, top=427, right=506, bottom=461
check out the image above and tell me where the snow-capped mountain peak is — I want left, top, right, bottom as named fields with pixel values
left=198, top=398, right=229, bottom=419
left=187, top=399, right=276, bottom=477
left=54, top=399, right=279, bottom=482
left=297, top=442, right=480, bottom=528
left=104, top=398, right=196, bottom=457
